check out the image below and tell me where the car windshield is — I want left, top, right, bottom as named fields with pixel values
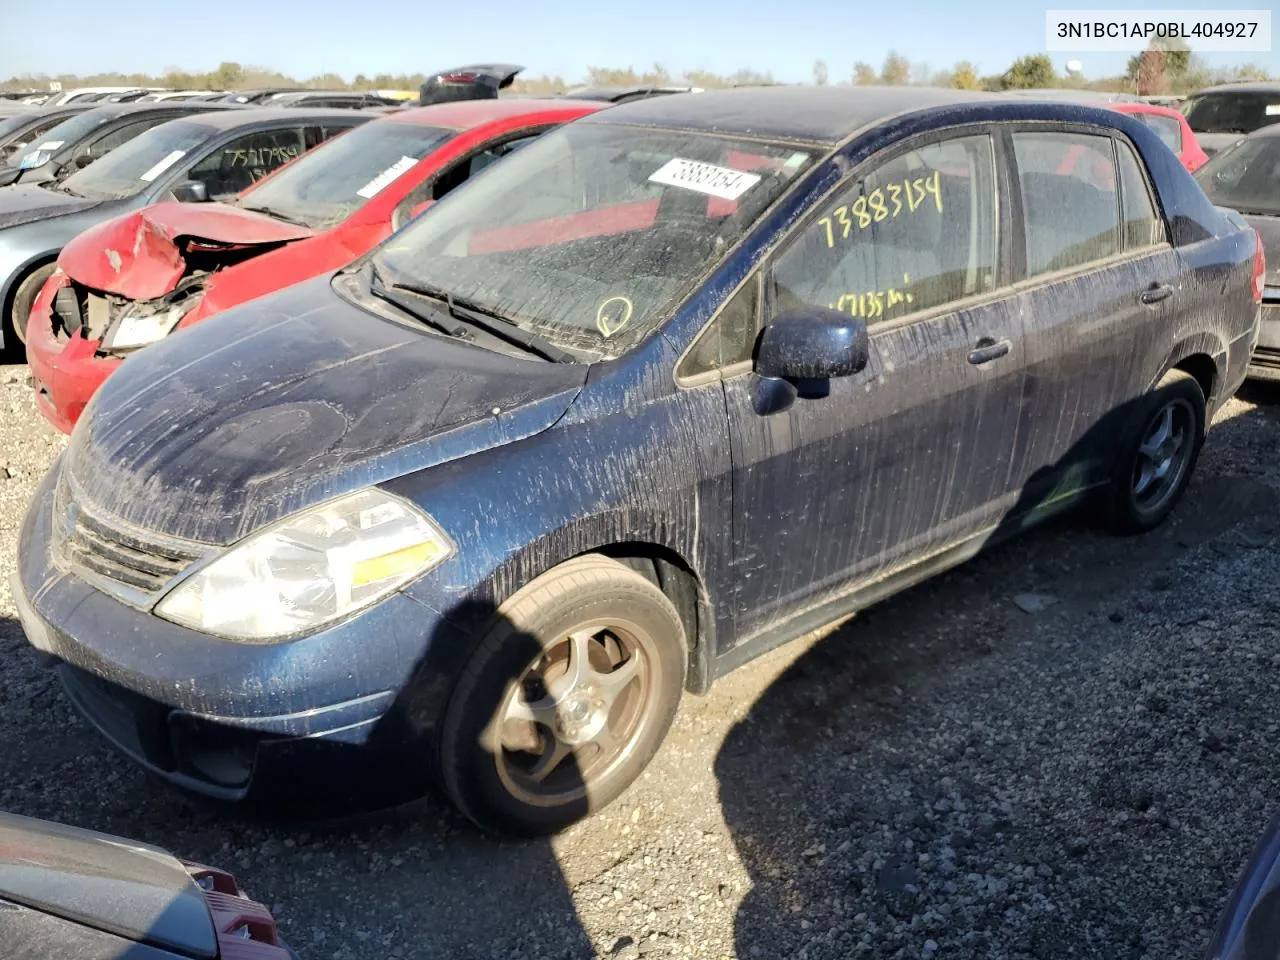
left=1183, top=92, right=1280, bottom=135
left=14, top=109, right=112, bottom=160
left=59, top=119, right=216, bottom=200
left=240, top=120, right=454, bottom=228
left=370, top=121, right=815, bottom=358
left=0, top=113, right=38, bottom=146
left=1195, top=134, right=1280, bottom=216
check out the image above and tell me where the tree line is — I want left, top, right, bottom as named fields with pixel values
left=2, top=45, right=1270, bottom=96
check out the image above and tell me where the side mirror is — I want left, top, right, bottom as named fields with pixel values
left=72, top=153, right=94, bottom=169
left=171, top=180, right=209, bottom=203
left=755, top=306, right=870, bottom=381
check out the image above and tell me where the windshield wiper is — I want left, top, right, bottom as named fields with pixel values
left=239, top=204, right=312, bottom=228
left=389, top=277, right=575, bottom=363
left=367, top=264, right=472, bottom=339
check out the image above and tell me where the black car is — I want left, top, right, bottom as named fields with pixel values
left=0, top=101, right=240, bottom=189
left=0, top=105, right=92, bottom=167
left=12, top=87, right=1263, bottom=835
left=1182, top=82, right=1280, bottom=157
left=0, top=811, right=291, bottom=958
left=1196, top=123, right=1280, bottom=379
left=0, top=107, right=369, bottom=349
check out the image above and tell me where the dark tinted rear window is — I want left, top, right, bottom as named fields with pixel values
left=1184, top=92, right=1280, bottom=135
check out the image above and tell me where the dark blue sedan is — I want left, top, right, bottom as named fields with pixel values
left=13, top=86, right=1263, bottom=834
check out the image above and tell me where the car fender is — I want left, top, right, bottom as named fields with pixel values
left=0, top=245, right=60, bottom=345
left=1155, top=331, right=1226, bottom=401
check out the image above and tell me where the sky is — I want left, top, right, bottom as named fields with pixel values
left=2, top=0, right=1277, bottom=84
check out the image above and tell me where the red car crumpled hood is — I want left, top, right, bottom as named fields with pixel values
left=59, top=201, right=316, bottom=301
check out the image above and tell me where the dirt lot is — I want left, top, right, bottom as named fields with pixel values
left=1, top=366, right=1278, bottom=960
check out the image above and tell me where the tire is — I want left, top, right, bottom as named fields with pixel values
left=439, top=554, right=686, bottom=836
left=1105, top=368, right=1206, bottom=535
left=7, top=262, right=56, bottom=348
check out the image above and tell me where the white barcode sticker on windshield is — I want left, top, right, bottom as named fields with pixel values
left=34, top=140, right=64, bottom=151
left=648, top=157, right=761, bottom=201
left=356, top=155, right=419, bottom=199
left=138, top=150, right=187, bottom=183
left=1267, top=104, right=1280, bottom=116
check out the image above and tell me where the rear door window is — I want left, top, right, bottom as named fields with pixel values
left=186, top=127, right=306, bottom=197
left=1116, top=141, right=1165, bottom=249
left=771, top=134, right=999, bottom=325
left=85, top=117, right=170, bottom=158
left=1013, top=132, right=1120, bottom=277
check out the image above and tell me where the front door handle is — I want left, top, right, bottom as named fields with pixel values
left=968, top=337, right=1012, bottom=365
left=1139, top=283, right=1174, bottom=305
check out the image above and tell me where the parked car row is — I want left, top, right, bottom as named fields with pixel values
left=0, top=76, right=1271, bottom=956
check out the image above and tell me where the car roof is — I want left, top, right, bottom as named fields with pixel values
left=584, top=85, right=999, bottom=144
left=169, top=106, right=376, bottom=130
left=1002, top=88, right=1142, bottom=103
left=383, top=97, right=604, bottom=130
left=77, top=101, right=243, bottom=120
left=1245, top=123, right=1280, bottom=139
left=1192, top=82, right=1280, bottom=95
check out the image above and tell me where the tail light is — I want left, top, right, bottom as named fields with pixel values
left=183, top=861, right=292, bottom=959
left=1252, top=230, right=1266, bottom=304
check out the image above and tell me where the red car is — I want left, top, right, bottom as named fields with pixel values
left=1111, top=102, right=1209, bottom=173
left=27, top=96, right=604, bottom=432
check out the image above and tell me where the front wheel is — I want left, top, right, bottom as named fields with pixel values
left=438, top=554, right=686, bottom=835
left=1105, top=368, right=1206, bottom=534
left=7, top=262, right=56, bottom=348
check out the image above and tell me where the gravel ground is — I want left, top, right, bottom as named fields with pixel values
left=1, top=366, right=1278, bottom=960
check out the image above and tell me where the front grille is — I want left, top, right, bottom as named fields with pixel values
left=51, top=473, right=210, bottom=607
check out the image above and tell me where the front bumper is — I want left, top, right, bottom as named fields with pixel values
left=13, top=469, right=473, bottom=811
left=24, top=277, right=119, bottom=434
left=1247, top=303, right=1280, bottom=381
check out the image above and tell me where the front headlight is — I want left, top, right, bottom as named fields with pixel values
left=102, top=300, right=197, bottom=352
left=155, top=488, right=454, bottom=642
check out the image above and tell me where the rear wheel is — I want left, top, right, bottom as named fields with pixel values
left=6, top=262, right=56, bottom=349
left=1105, top=368, right=1205, bottom=534
left=439, top=554, right=686, bottom=835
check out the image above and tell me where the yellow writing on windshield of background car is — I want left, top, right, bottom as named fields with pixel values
left=228, top=145, right=300, bottom=168
left=817, top=170, right=942, bottom=248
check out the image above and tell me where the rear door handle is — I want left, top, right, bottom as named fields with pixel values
left=1140, top=283, right=1174, bottom=305
left=968, top=337, right=1012, bottom=365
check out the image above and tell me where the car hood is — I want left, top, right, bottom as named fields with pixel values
left=0, top=812, right=216, bottom=959
left=0, top=183, right=100, bottom=230
left=61, top=200, right=317, bottom=301
left=1243, top=213, right=1280, bottom=287
left=64, top=275, right=588, bottom=544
